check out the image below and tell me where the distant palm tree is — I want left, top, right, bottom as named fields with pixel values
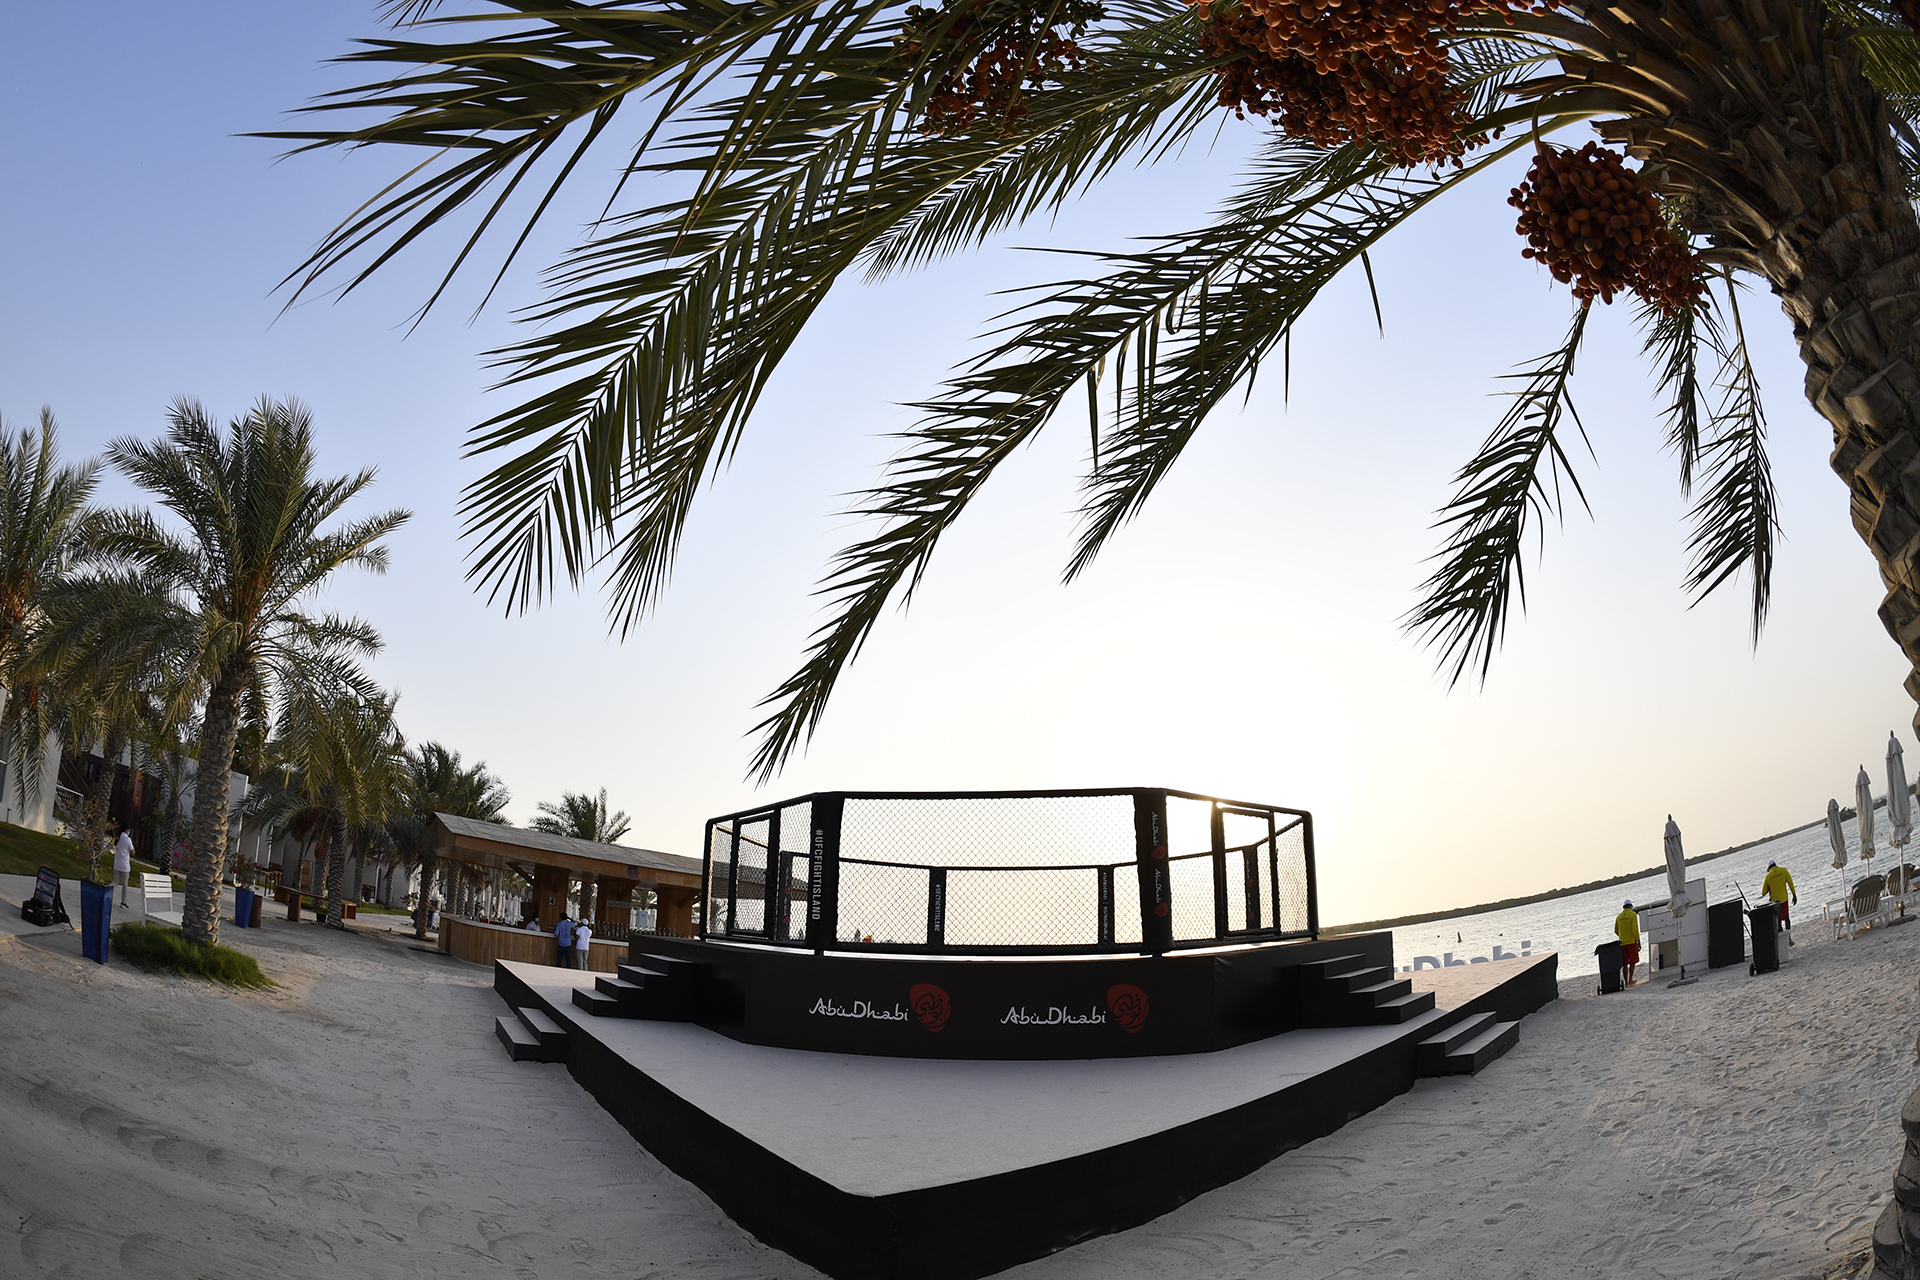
left=389, top=741, right=511, bottom=939
left=0, top=409, right=102, bottom=812
left=279, top=0, right=1920, bottom=772
left=530, top=788, right=630, bottom=845
left=245, top=688, right=407, bottom=929
left=20, top=560, right=207, bottom=878
left=86, top=398, right=409, bottom=944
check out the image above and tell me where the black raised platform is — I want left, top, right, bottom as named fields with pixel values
left=495, top=950, right=1558, bottom=1279
left=575, top=933, right=1433, bottom=1058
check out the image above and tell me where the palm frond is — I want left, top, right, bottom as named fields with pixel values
left=1682, top=272, right=1776, bottom=639
left=1636, top=290, right=1723, bottom=496
left=266, top=0, right=925, bottom=316
left=456, top=16, right=1230, bottom=630
left=1407, top=303, right=1593, bottom=687
left=748, top=91, right=1608, bottom=777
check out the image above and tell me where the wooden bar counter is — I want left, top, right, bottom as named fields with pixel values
left=439, top=916, right=626, bottom=972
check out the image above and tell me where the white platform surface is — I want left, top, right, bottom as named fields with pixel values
left=501, top=953, right=1555, bottom=1197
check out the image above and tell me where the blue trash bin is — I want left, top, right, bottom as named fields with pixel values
left=234, top=887, right=254, bottom=928
left=80, top=879, right=112, bottom=965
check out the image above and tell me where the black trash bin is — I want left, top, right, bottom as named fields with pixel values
left=1595, top=940, right=1624, bottom=994
left=1708, top=900, right=1746, bottom=969
left=1748, top=904, right=1780, bottom=975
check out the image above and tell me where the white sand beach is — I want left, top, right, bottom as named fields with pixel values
left=1, top=883, right=1912, bottom=1280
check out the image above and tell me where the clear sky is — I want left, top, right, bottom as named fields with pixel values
left=1, top=3, right=1907, bottom=924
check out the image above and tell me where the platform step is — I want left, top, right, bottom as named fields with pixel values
left=607, top=957, right=697, bottom=1020
left=1371, top=990, right=1436, bottom=1023
left=632, top=952, right=701, bottom=979
left=572, top=986, right=641, bottom=1018
left=515, top=1005, right=568, bottom=1055
left=1443, top=1019, right=1520, bottom=1076
left=495, top=1015, right=549, bottom=1061
left=1326, top=965, right=1393, bottom=993
left=1416, top=1012, right=1497, bottom=1075
left=1353, top=977, right=1414, bottom=1006
left=615, top=962, right=668, bottom=987
left=1298, top=955, right=1365, bottom=982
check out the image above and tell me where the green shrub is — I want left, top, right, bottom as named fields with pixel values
left=113, top=922, right=272, bottom=989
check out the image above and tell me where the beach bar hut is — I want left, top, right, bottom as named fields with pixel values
left=430, top=813, right=703, bottom=971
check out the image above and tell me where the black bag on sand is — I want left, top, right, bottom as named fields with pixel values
left=1595, top=940, right=1623, bottom=994
left=1748, top=905, right=1780, bottom=975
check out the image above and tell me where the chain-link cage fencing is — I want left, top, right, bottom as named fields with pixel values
left=701, top=789, right=1314, bottom=954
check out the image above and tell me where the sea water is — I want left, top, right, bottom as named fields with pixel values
left=1379, top=808, right=1898, bottom=979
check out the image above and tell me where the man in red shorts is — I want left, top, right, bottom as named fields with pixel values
left=1762, top=861, right=1796, bottom=946
left=1615, top=899, right=1642, bottom=987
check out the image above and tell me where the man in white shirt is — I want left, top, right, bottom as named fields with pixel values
left=524, top=916, right=541, bottom=931
left=573, top=919, right=593, bottom=969
left=113, top=826, right=135, bottom=906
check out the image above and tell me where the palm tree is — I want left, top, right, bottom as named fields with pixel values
left=19, top=563, right=204, bottom=879
left=529, top=789, right=631, bottom=845
left=0, top=409, right=102, bottom=811
left=245, top=688, right=407, bottom=929
left=278, top=0, right=1920, bottom=771
left=389, top=742, right=511, bottom=939
left=89, top=397, right=409, bottom=943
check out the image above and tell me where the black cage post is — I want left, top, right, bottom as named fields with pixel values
left=1131, top=788, right=1173, bottom=954
left=807, top=795, right=843, bottom=954
left=1302, top=810, right=1319, bottom=939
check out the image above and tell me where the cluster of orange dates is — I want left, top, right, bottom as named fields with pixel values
left=1509, top=141, right=1704, bottom=314
left=896, top=0, right=1104, bottom=135
left=1195, top=0, right=1547, bottom=166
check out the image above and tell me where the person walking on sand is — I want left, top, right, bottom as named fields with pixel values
left=1615, top=900, right=1642, bottom=987
left=1762, top=860, right=1797, bottom=947
left=554, top=914, right=574, bottom=967
left=573, top=918, right=593, bottom=970
left=112, top=825, right=135, bottom=906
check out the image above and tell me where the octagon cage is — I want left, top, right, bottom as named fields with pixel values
left=699, top=788, right=1316, bottom=956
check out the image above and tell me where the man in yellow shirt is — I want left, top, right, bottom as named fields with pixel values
left=1615, top=900, right=1641, bottom=987
left=1762, top=860, right=1797, bottom=946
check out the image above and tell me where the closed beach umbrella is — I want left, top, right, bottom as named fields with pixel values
left=1857, top=766, right=1877, bottom=862
left=1663, top=815, right=1690, bottom=918
left=1889, top=733, right=1913, bottom=853
left=1830, top=795, right=1856, bottom=932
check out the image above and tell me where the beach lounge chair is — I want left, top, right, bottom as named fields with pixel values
left=139, top=872, right=183, bottom=927
left=1852, top=876, right=1889, bottom=933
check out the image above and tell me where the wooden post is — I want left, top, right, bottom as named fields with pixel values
left=533, top=865, right=569, bottom=933
left=596, top=875, right=631, bottom=928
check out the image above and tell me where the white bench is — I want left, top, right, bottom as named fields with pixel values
left=139, top=873, right=182, bottom=927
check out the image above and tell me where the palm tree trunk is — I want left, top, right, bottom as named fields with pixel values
left=1577, top=3, right=1920, bottom=727
left=346, top=845, right=364, bottom=916
left=182, top=662, right=249, bottom=945
left=413, top=849, right=437, bottom=938
left=324, top=825, right=349, bottom=929
left=1736, top=72, right=1920, bottom=728
left=75, top=729, right=123, bottom=883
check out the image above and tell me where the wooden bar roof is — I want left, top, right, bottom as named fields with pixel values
left=431, top=812, right=702, bottom=888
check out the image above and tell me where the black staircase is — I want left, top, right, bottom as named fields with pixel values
left=1299, top=954, right=1436, bottom=1026
left=1414, top=1011, right=1521, bottom=1077
left=571, top=952, right=699, bottom=1020
left=495, top=1004, right=568, bottom=1062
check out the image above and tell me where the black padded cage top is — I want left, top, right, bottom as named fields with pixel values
left=700, top=788, right=1317, bottom=955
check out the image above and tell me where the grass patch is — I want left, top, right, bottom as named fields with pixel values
left=355, top=901, right=411, bottom=916
left=113, top=922, right=273, bottom=989
left=0, top=820, right=88, bottom=882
